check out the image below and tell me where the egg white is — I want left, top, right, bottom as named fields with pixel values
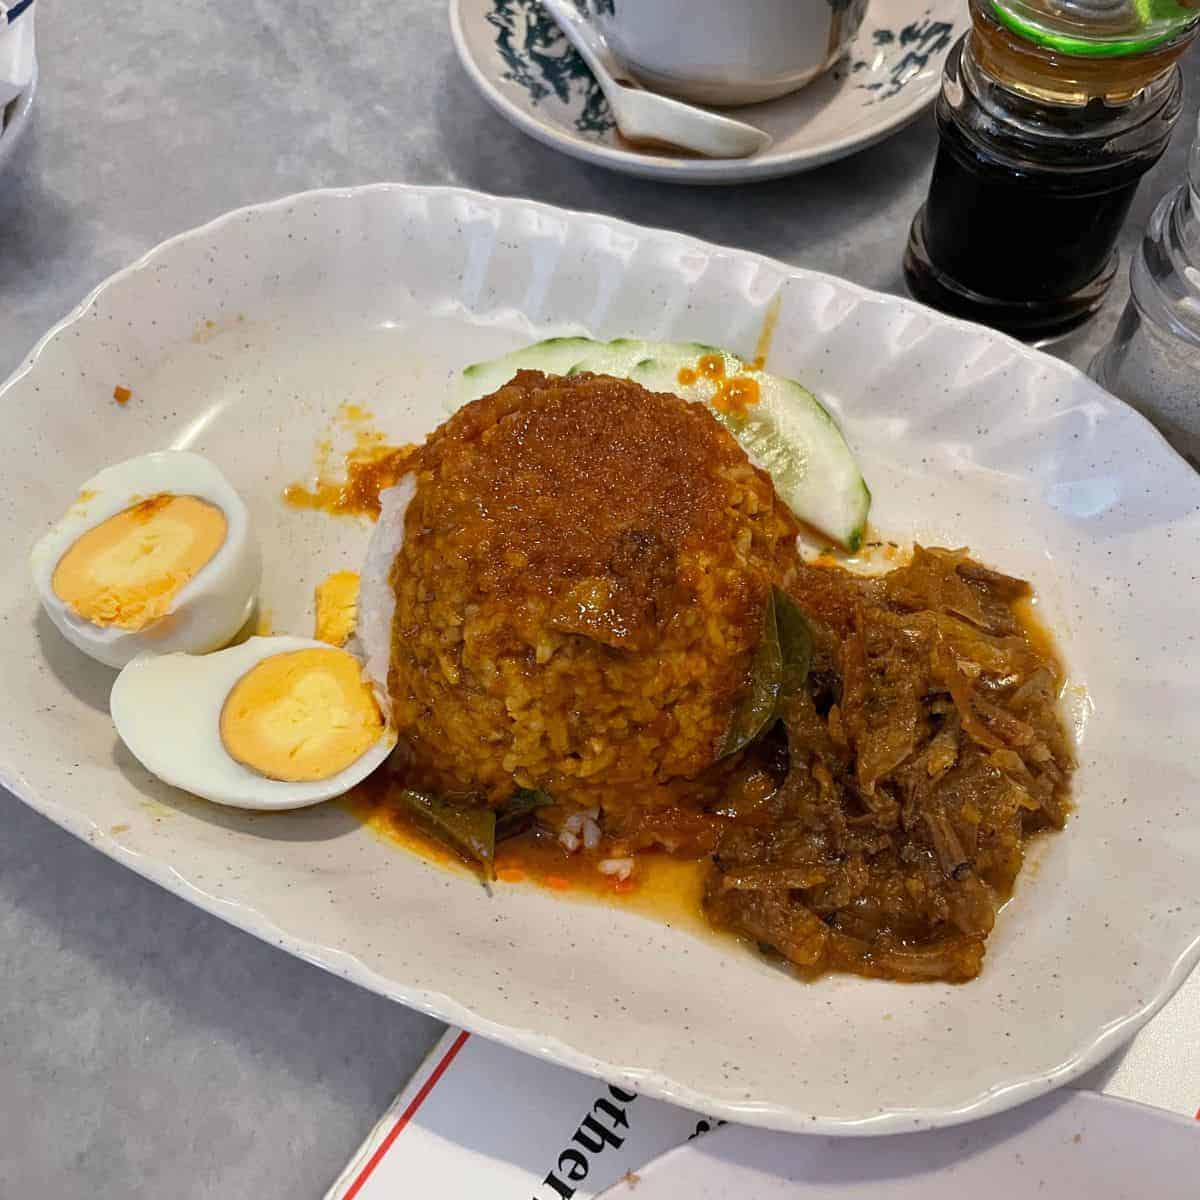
left=30, top=451, right=262, bottom=668
left=111, top=636, right=397, bottom=810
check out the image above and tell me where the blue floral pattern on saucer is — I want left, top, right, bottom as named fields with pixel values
left=843, top=17, right=955, bottom=101
left=486, top=0, right=614, bottom=135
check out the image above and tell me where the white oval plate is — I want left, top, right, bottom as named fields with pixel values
left=3, top=185, right=1200, bottom=1135
left=450, top=0, right=964, bottom=183
left=598, top=1091, right=1200, bottom=1198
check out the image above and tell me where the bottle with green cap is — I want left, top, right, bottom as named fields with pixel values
left=992, top=0, right=1196, bottom=59
left=904, top=0, right=1199, bottom=342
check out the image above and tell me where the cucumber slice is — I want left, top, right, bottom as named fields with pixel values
left=453, top=337, right=870, bottom=550
left=456, top=336, right=601, bottom=408
left=566, top=338, right=722, bottom=378
left=630, top=351, right=870, bottom=551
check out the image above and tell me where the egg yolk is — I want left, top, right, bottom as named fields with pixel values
left=219, top=647, right=384, bottom=782
left=52, top=494, right=227, bottom=630
left=314, top=570, right=360, bottom=647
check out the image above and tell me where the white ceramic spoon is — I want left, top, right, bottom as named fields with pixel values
left=539, top=0, right=771, bottom=160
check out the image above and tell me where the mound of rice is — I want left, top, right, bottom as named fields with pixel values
left=359, top=370, right=799, bottom=829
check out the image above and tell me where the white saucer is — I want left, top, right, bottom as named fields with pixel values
left=599, top=1091, right=1200, bottom=1199
left=449, top=0, right=963, bottom=184
left=0, top=58, right=37, bottom=173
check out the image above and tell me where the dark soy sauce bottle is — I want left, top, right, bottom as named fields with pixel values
left=904, top=0, right=1198, bottom=342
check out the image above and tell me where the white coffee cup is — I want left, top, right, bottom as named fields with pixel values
left=587, top=0, right=870, bottom=107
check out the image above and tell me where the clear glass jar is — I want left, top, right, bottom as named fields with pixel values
left=1091, top=116, right=1200, bottom=469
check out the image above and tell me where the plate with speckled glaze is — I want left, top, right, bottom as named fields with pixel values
left=449, top=0, right=962, bottom=182
left=3, top=185, right=1200, bottom=1135
left=598, top=1091, right=1200, bottom=1198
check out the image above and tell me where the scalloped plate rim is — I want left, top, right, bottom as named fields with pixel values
left=3, top=182, right=1199, bottom=1136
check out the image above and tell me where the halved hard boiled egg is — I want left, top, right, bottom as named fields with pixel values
left=30, top=451, right=261, bottom=668
left=111, top=636, right=396, bottom=809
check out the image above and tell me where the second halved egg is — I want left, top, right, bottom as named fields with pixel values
left=111, top=636, right=396, bottom=809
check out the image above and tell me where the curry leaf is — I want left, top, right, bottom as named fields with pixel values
left=496, top=788, right=554, bottom=842
left=389, top=787, right=496, bottom=879
left=719, top=588, right=814, bottom=758
left=773, top=586, right=814, bottom=715
left=720, top=589, right=783, bottom=757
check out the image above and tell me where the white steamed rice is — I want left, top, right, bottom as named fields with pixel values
left=356, top=475, right=415, bottom=713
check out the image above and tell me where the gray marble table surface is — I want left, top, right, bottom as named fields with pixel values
left=2, top=3, right=1197, bottom=1196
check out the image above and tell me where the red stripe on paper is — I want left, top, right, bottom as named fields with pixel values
left=341, top=1030, right=472, bottom=1200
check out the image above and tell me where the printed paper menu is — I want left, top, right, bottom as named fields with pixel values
left=325, top=966, right=1200, bottom=1198
left=324, top=1030, right=716, bottom=1199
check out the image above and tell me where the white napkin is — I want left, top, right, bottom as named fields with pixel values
left=0, top=0, right=36, bottom=112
